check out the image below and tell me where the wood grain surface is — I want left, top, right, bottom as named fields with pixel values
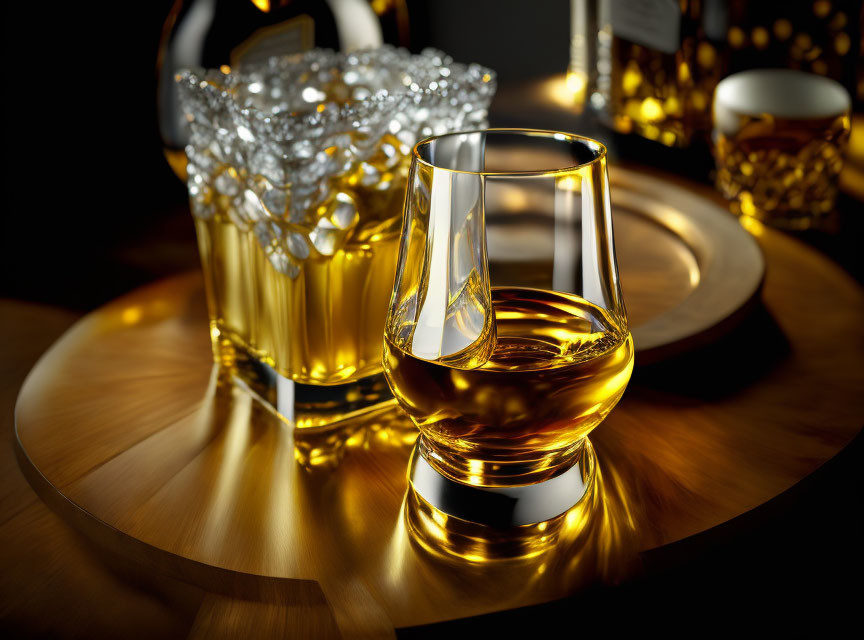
left=13, top=189, right=864, bottom=636
left=0, top=302, right=197, bottom=639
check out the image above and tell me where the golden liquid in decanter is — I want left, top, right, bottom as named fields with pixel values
left=197, top=166, right=405, bottom=387
left=384, top=287, right=634, bottom=486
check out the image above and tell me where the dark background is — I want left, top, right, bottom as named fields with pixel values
left=2, top=1, right=862, bottom=637
left=1, top=0, right=574, bottom=310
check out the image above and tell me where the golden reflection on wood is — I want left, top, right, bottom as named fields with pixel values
left=189, top=592, right=341, bottom=640
left=14, top=199, right=864, bottom=635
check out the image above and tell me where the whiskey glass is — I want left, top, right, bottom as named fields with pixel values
left=713, top=69, right=851, bottom=229
left=175, top=48, right=495, bottom=428
left=384, top=129, right=634, bottom=528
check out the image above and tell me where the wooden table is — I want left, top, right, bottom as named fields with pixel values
left=6, top=174, right=864, bottom=636
left=0, top=302, right=200, bottom=638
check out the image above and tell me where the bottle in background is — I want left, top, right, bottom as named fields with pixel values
left=571, top=0, right=861, bottom=148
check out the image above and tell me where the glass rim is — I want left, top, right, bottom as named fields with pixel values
left=412, top=128, right=608, bottom=177
left=713, top=68, right=851, bottom=120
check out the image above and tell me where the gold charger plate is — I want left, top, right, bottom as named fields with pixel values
left=481, top=156, right=764, bottom=363
left=611, top=166, right=764, bottom=362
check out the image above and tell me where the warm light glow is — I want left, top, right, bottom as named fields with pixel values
left=565, top=70, right=587, bottom=95
left=556, top=175, right=582, bottom=192
left=813, top=0, right=831, bottom=18
left=451, top=372, right=471, bottom=391
left=621, top=64, right=642, bottom=96
left=689, top=262, right=701, bottom=288
left=467, top=459, right=484, bottom=486
left=738, top=191, right=757, bottom=217
left=728, top=26, right=746, bottom=48
left=739, top=214, right=766, bottom=237
left=640, top=98, right=664, bottom=123
left=539, top=75, right=585, bottom=111
left=840, top=115, right=864, bottom=200
left=565, top=69, right=588, bottom=108
left=664, top=96, right=680, bottom=115
left=121, top=306, right=142, bottom=325
left=834, top=32, right=851, bottom=55
left=200, top=391, right=252, bottom=553
left=677, top=61, right=691, bottom=85
left=696, top=42, right=717, bottom=68
left=661, top=131, right=678, bottom=147
left=773, top=19, right=793, bottom=40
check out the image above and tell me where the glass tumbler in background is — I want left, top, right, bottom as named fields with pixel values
left=384, top=130, right=634, bottom=532
left=570, top=0, right=861, bottom=150
left=713, top=69, right=851, bottom=229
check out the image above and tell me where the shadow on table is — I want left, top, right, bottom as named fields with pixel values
left=630, top=301, right=791, bottom=401
left=398, top=427, right=863, bottom=639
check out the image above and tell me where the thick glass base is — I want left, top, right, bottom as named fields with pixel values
left=418, top=433, right=589, bottom=488
left=214, top=333, right=393, bottom=429
left=405, top=439, right=597, bottom=560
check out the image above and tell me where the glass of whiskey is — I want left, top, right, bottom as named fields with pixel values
left=175, top=48, right=495, bottom=428
left=384, top=129, right=634, bottom=534
left=713, top=69, right=851, bottom=229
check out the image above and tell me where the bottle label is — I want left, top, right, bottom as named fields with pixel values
left=609, top=0, right=680, bottom=54
left=231, top=14, right=314, bottom=66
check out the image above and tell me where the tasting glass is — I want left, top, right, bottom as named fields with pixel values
left=713, top=69, right=851, bottom=230
left=384, top=129, right=634, bottom=528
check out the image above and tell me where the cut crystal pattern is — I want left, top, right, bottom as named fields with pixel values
left=177, top=46, right=496, bottom=277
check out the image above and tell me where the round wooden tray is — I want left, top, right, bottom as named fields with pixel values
left=15, top=185, right=863, bottom=637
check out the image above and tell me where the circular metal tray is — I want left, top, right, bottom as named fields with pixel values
left=611, top=166, right=764, bottom=362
